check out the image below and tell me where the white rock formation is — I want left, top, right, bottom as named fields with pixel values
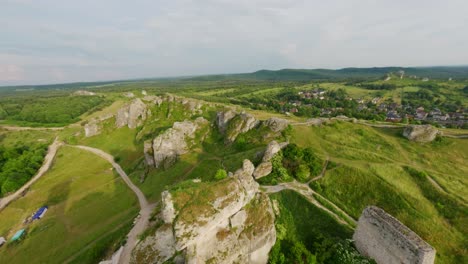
left=132, top=160, right=276, bottom=264
left=73, top=90, right=96, bottom=96
left=124, top=92, right=135, bottom=98
left=216, top=110, right=237, bottom=133
left=147, top=118, right=208, bottom=169
left=219, top=111, right=259, bottom=143
left=403, top=125, right=439, bottom=143
left=263, top=117, right=289, bottom=132
left=115, top=98, right=148, bottom=129
left=84, top=119, right=101, bottom=137
left=253, top=141, right=288, bottom=179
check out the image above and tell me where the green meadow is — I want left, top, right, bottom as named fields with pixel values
left=0, top=146, right=138, bottom=264
left=292, top=121, right=467, bottom=263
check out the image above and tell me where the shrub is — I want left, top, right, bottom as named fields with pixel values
left=214, top=169, right=227, bottom=180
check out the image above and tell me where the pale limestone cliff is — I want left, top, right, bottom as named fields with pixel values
left=115, top=98, right=148, bottom=129
left=216, top=110, right=259, bottom=143
left=262, top=117, right=289, bottom=133
left=146, top=118, right=208, bottom=169
left=216, top=110, right=237, bottom=134
left=253, top=141, right=288, bottom=179
left=84, top=119, right=101, bottom=137
left=131, top=160, right=276, bottom=264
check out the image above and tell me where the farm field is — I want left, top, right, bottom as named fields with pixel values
left=0, top=146, right=138, bottom=264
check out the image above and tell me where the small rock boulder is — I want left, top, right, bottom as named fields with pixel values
left=403, top=125, right=440, bottom=143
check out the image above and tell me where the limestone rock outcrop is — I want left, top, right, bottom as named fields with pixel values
left=84, top=120, right=100, bottom=137
left=216, top=110, right=237, bottom=133
left=216, top=110, right=259, bottom=143
left=132, top=160, right=276, bottom=264
left=146, top=117, right=208, bottom=169
left=115, top=98, right=148, bottom=129
left=353, top=206, right=436, bottom=264
left=262, top=117, right=289, bottom=133
left=73, top=90, right=96, bottom=96
left=142, top=95, right=163, bottom=106
left=253, top=141, right=288, bottom=179
left=403, top=125, right=439, bottom=143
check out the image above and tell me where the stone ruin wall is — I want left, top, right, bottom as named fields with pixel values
left=353, top=206, right=436, bottom=264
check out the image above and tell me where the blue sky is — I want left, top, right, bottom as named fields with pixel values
left=1, top=0, right=467, bottom=85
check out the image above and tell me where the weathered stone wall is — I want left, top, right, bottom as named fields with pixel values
left=353, top=206, right=435, bottom=264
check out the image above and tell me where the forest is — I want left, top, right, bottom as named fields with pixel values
left=0, top=95, right=108, bottom=126
left=0, top=143, right=47, bottom=196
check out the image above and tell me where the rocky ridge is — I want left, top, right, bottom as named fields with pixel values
left=115, top=98, right=149, bottom=129
left=131, top=160, right=276, bottom=264
left=216, top=110, right=290, bottom=144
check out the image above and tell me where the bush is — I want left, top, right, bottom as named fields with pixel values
left=214, top=169, right=227, bottom=180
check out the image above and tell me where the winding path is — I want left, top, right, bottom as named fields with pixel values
left=263, top=180, right=356, bottom=228
left=71, top=145, right=154, bottom=264
left=0, top=125, right=64, bottom=131
left=0, top=138, right=62, bottom=212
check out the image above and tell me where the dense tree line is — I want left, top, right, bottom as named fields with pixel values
left=0, top=96, right=107, bottom=125
left=0, top=143, right=47, bottom=196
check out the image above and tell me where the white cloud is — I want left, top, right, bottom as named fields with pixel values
left=0, top=65, right=24, bottom=81
left=0, top=0, right=467, bottom=85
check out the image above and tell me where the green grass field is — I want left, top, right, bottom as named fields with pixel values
left=291, top=121, right=467, bottom=263
left=0, top=146, right=138, bottom=264
left=0, top=129, right=57, bottom=147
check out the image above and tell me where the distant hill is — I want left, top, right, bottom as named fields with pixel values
left=1, top=66, right=467, bottom=92
left=189, top=66, right=468, bottom=81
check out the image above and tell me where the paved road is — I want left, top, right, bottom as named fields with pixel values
left=0, top=138, right=62, bottom=212
left=72, top=145, right=153, bottom=264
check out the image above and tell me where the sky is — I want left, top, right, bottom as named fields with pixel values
left=1, top=0, right=467, bottom=85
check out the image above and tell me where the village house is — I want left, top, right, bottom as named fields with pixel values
left=371, top=97, right=381, bottom=104
left=378, top=103, right=388, bottom=112
left=415, top=110, right=428, bottom=120
left=432, top=113, right=450, bottom=121
left=386, top=111, right=402, bottom=122
left=357, top=104, right=368, bottom=111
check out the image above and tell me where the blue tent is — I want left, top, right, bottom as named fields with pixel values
left=32, top=206, right=48, bottom=220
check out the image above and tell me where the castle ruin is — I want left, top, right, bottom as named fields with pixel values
left=353, top=206, right=436, bottom=264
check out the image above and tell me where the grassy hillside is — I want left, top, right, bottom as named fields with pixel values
left=291, top=121, right=467, bottom=263
left=0, top=146, right=138, bottom=264
left=188, top=66, right=468, bottom=81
